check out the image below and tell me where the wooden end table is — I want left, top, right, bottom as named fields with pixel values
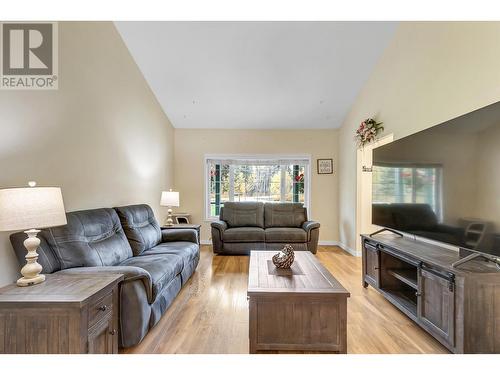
left=0, top=273, right=123, bottom=354
left=247, top=251, right=350, bottom=353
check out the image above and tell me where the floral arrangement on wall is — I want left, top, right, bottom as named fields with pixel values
left=355, top=118, right=384, bottom=148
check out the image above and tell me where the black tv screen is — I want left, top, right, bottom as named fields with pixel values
left=372, top=101, right=500, bottom=257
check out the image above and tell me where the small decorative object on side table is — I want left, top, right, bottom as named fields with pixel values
left=161, top=223, right=201, bottom=245
left=0, top=182, right=67, bottom=287
left=160, top=189, right=180, bottom=226
left=171, top=213, right=192, bottom=224
left=0, top=273, right=123, bottom=354
left=272, top=244, right=295, bottom=269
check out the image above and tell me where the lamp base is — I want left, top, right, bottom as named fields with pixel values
left=165, top=207, right=174, bottom=226
left=17, top=274, right=45, bottom=287
left=17, top=229, right=46, bottom=287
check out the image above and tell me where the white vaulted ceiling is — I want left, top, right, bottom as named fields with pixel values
left=115, top=22, right=397, bottom=129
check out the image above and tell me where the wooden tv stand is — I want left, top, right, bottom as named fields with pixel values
left=361, top=234, right=500, bottom=353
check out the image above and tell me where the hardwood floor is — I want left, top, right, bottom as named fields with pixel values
left=121, top=245, right=449, bottom=354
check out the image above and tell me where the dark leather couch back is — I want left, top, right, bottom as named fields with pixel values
left=10, top=208, right=134, bottom=271
left=114, top=204, right=162, bottom=255
left=221, top=202, right=265, bottom=228
left=47, top=208, right=133, bottom=269
left=9, top=205, right=165, bottom=273
left=264, top=203, right=307, bottom=228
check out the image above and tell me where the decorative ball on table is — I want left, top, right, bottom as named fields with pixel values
left=272, top=244, right=295, bottom=269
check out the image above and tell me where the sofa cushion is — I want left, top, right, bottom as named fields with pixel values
left=114, top=205, right=162, bottom=255
left=264, top=203, right=307, bottom=228
left=141, top=241, right=199, bottom=269
left=264, top=227, right=307, bottom=243
left=44, top=208, right=133, bottom=270
left=223, top=227, right=265, bottom=242
left=120, top=254, right=183, bottom=301
left=221, top=202, right=264, bottom=228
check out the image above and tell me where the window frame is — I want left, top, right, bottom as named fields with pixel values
left=204, top=154, right=312, bottom=221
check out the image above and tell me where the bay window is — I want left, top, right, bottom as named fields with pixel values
left=205, top=155, right=310, bottom=219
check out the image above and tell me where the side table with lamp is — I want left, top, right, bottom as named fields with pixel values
left=0, top=181, right=67, bottom=286
left=160, top=189, right=180, bottom=226
left=0, top=182, right=123, bottom=353
left=159, top=190, right=200, bottom=244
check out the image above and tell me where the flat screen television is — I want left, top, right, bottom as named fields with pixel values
left=372, top=101, right=500, bottom=258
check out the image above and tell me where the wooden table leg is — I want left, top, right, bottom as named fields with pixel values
left=249, top=298, right=258, bottom=354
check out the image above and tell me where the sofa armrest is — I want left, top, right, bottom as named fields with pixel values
left=302, top=221, right=320, bottom=232
left=57, top=266, right=154, bottom=303
left=302, top=221, right=320, bottom=254
left=211, top=220, right=227, bottom=232
left=161, top=228, right=198, bottom=244
left=210, top=220, right=227, bottom=254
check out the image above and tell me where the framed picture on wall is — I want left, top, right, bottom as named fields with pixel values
left=317, top=159, right=333, bottom=174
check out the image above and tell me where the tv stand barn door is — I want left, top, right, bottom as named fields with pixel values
left=417, top=267, right=455, bottom=347
left=361, top=234, right=500, bottom=353
left=362, top=242, right=380, bottom=288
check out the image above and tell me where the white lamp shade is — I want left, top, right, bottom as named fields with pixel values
left=160, top=191, right=180, bottom=207
left=0, top=187, right=67, bottom=231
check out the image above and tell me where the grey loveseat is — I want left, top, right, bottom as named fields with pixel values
left=10, top=204, right=199, bottom=348
left=211, top=202, right=320, bottom=255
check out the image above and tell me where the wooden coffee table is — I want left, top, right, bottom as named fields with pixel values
left=247, top=250, right=350, bottom=353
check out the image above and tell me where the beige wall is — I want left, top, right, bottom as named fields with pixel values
left=174, top=129, right=339, bottom=242
left=339, top=22, right=500, bottom=252
left=0, top=22, right=175, bottom=287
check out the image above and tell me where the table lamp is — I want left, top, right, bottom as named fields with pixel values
left=0, top=182, right=67, bottom=287
left=160, top=189, right=179, bottom=226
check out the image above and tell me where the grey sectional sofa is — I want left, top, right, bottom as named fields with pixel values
left=9, top=204, right=199, bottom=348
left=211, top=202, right=320, bottom=255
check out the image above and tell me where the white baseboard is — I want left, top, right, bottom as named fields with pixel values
left=319, top=240, right=360, bottom=256
left=336, top=241, right=361, bottom=257
left=201, top=239, right=361, bottom=257
left=318, top=240, right=339, bottom=246
left=203, top=239, right=341, bottom=246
